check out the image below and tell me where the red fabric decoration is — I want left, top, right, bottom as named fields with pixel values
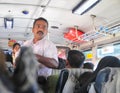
left=8, top=39, right=16, bottom=47
left=64, top=28, right=84, bottom=42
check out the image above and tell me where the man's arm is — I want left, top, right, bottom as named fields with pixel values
left=35, top=54, right=59, bottom=69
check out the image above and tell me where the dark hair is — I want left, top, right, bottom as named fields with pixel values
left=83, top=62, right=94, bottom=70
left=78, top=72, right=93, bottom=86
left=67, top=50, right=85, bottom=68
left=13, top=43, right=20, bottom=49
left=95, top=56, right=120, bottom=73
left=33, top=17, right=48, bottom=28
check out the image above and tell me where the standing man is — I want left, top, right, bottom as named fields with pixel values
left=23, top=17, right=58, bottom=77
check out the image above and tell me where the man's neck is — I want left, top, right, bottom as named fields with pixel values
left=33, top=38, right=40, bottom=44
left=66, top=65, right=71, bottom=68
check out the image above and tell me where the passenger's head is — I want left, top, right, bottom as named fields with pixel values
left=95, top=56, right=120, bottom=73
left=67, top=50, right=85, bottom=68
left=12, top=43, right=21, bottom=53
left=78, top=72, right=93, bottom=86
left=83, top=62, right=94, bottom=70
left=32, top=17, right=48, bottom=41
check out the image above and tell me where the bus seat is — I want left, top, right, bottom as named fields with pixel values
left=55, top=69, right=69, bottom=93
left=46, top=75, right=60, bottom=93
left=88, top=67, right=120, bottom=93
left=56, top=68, right=92, bottom=93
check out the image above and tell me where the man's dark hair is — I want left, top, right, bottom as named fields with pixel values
left=13, top=43, right=21, bottom=49
left=33, top=17, right=49, bottom=28
left=67, top=50, right=85, bottom=68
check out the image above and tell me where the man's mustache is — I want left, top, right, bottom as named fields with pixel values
left=37, top=31, right=44, bottom=35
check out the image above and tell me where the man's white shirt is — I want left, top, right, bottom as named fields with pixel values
left=23, top=38, right=58, bottom=77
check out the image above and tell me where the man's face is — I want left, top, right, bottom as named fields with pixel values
left=32, top=20, right=48, bottom=40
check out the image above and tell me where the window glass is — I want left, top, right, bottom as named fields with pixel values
left=83, top=49, right=92, bottom=59
left=97, top=43, right=120, bottom=58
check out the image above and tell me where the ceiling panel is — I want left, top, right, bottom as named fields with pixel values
left=48, top=0, right=81, bottom=10
left=0, top=0, right=41, bottom=5
left=0, top=0, right=120, bottom=49
left=0, top=4, right=38, bottom=18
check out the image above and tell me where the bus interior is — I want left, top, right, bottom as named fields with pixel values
left=0, top=0, right=120, bottom=92
left=0, top=0, right=120, bottom=63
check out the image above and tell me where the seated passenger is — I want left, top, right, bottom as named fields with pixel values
left=56, top=50, right=85, bottom=93
left=75, top=62, right=94, bottom=91
left=74, top=56, right=120, bottom=93
left=66, top=50, right=85, bottom=68
left=75, top=71, right=93, bottom=92
left=83, top=62, right=94, bottom=70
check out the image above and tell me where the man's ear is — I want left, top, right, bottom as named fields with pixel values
left=66, top=60, right=70, bottom=67
left=32, top=28, right=34, bottom=33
